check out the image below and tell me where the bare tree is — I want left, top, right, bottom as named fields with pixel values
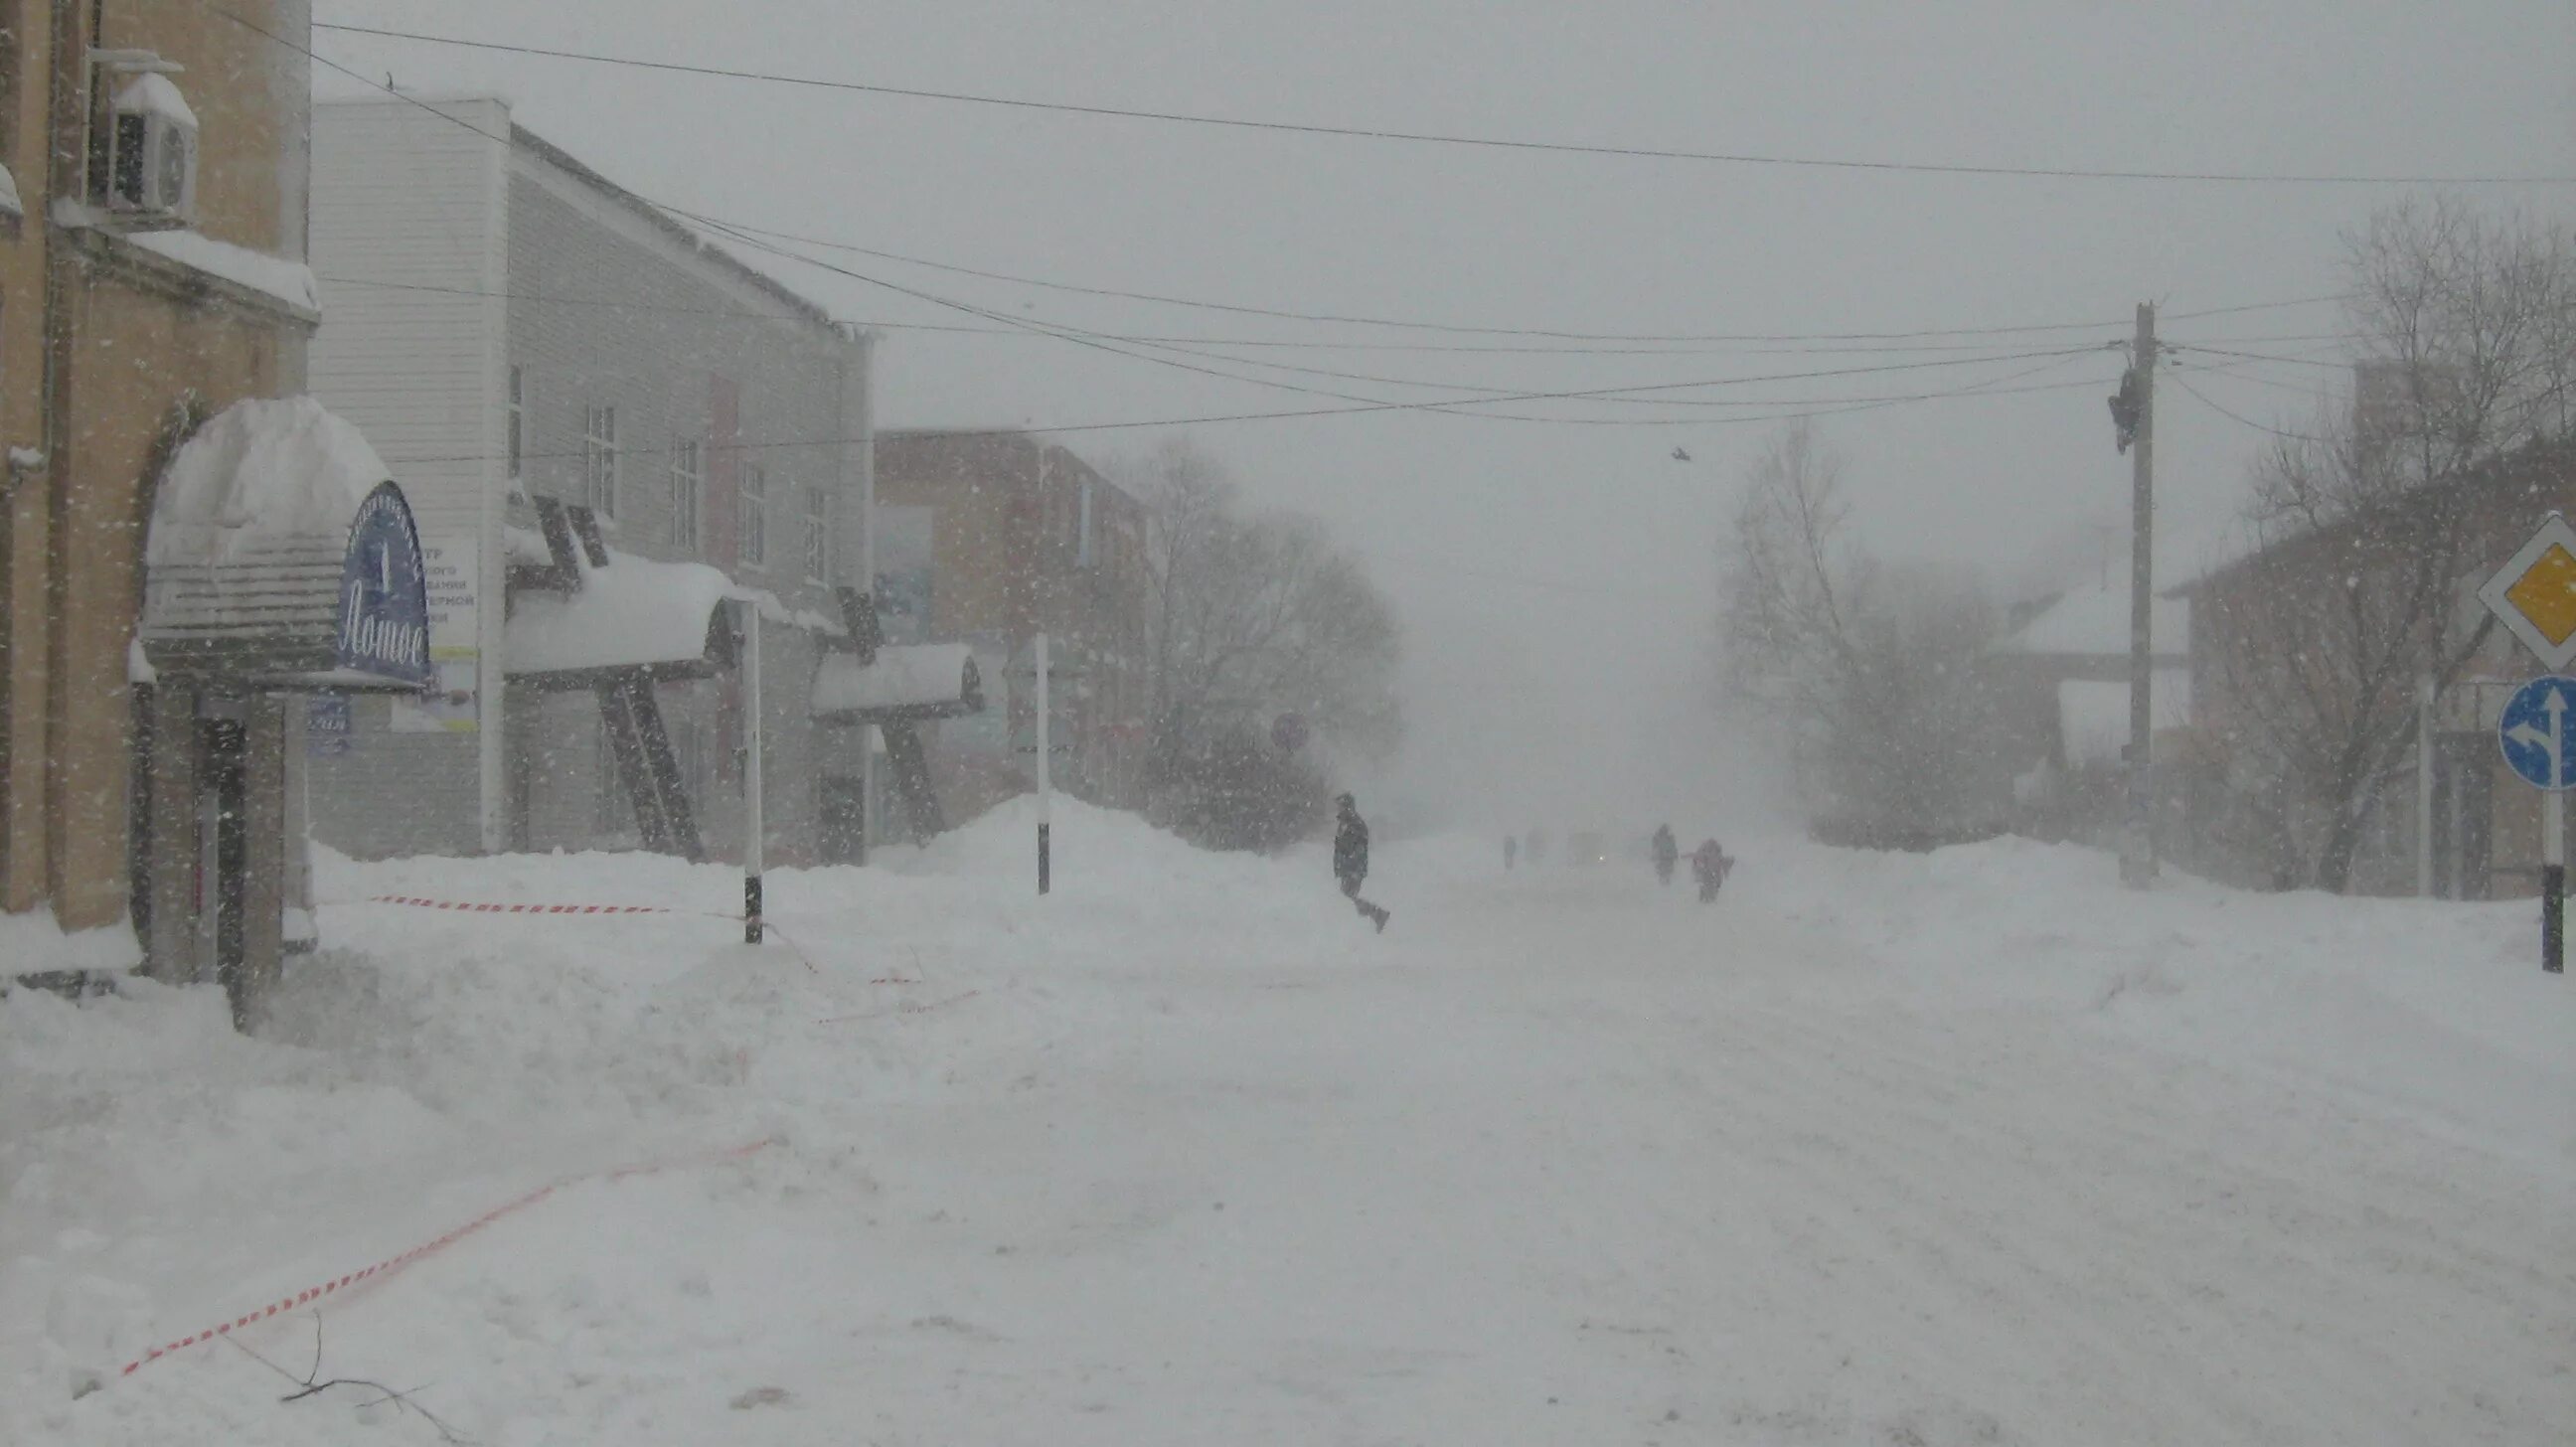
left=1119, top=438, right=1402, bottom=844
left=2200, top=198, right=2575, bottom=890
left=1723, top=421, right=2002, bottom=840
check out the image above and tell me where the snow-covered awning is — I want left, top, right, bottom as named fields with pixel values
left=2060, top=671, right=2193, bottom=766
left=505, top=549, right=742, bottom=686
left=139, top=398, right=431, bottom=692
left=811, top=643, right=984, bottom=724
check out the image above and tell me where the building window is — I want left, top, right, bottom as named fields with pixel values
left=506, top=366, right=525, bottom=484
left=802, top=487, right=830, bottom=583
left=670, top=437, right=703, bottom=553
left=0, top=5, right=22, bottom=163
left=581, top=404, right=618, bottom=518
left=738, top=463, right=767, bottom=568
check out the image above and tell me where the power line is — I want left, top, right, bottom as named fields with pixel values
left=2170, top=372, right=2328, bottom=442
left=386, top=366, right=2116, bottom=471
left=265, top=12, right=2132, bottom=424
left=244, top=17, right=2251, bottom=449
left=680, top=208, right=2349, bottom=343
left=687, top=207, right=2113, bottom=423
left=279, top=19, right=2360, bottom=353
left=311, top=22, right=2576, bottom=188
left=675, top=208, right=2143, bottom=341
left=2165, top=343, right=2353, bottom=371
left=314, top=273, right=2152, bottom=359
left=275, top=15, right=2368, bottom=365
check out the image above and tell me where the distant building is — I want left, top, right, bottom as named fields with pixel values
left=306, top=97, right=876, bottom=866
left=2174, top=431, right=2576, bottom=897
left=875, top=430, right=1152, bottom=821
left=1984, top=576, right=2189, bottom=845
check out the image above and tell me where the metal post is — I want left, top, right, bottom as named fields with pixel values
left=2545, top=790, right=2564, bottom=974
left=741, top=599, right=764, bottom=944
left=1036, top=630, right=1051, bottom=895
left=2548, top=700, right=2566, bottom=974
left=2416, top=672, right=2437, bottom=897
left=2122, top=301, right=2160, bottom=888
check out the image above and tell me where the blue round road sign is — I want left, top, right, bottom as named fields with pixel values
left=2497, top=675, right=2576, bottom=791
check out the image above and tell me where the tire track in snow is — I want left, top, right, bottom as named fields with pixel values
left=1621, top=935, right=2576, bottom=1444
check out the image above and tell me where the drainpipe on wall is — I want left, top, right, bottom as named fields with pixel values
left=35, top=0, right=88, bottom=918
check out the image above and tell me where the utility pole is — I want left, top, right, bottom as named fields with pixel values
left=2111, top=302, right=2159, bottom=888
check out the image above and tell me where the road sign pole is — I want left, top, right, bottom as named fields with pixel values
left=2544, top=790, right=2564, bottom=975
left=1036, top=630, right=1051, bottom=896
left=2416, top=672, right=2437, bottom=898
left=741, top=598, right=764, bottom=945
left=2549, top=690, right=2566, bottom=975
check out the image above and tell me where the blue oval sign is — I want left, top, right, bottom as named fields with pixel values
left=2497, top=675, right=2576, bottom=792
left=338, top=482, right=432, bottom=687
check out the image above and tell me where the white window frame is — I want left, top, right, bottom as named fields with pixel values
left=581, top=404, right=619, bottom=519
left=802, top=486, right=831, bottom=584
left=738, top=462, right=767, bottom=568
left=670, top=436, right=703, bottom=553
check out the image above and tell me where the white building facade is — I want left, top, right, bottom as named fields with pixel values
left=305, top=97, right=875, bottom=865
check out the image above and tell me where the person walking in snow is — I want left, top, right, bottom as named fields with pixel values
left=1690, top=839, right=1732, bottom=903
left=1651, top=824, right=1679, bottom=887
left=1504, top=833, right=1519, bottom=871
left=1335, top=793, right=1391, bottom=932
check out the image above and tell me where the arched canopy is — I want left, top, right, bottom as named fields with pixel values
left=139, top=398, right=431, bottom=692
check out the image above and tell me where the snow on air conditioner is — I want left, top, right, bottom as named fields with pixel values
left=106, top=72, right=198, bottom=227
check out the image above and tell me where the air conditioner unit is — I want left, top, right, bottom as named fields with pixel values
left=105, top=72, right=197, bottom=227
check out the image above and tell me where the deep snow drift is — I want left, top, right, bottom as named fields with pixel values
left=3, top=802, right=2569, bottom=1444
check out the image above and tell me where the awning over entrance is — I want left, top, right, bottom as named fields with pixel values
left=505, top=547, right=743, bottom=688
left=139, top=397, right=432, bottom=692
left=811, top=643, right=984, bottom=724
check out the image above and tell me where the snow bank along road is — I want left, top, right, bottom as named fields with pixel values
left=6, top=803, right=2571, bottom=1444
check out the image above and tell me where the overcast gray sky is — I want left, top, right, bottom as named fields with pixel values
left=313, top=1, right=2575, bottom=834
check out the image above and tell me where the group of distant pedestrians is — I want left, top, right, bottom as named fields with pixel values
left=1508, top=821, right=1732, bottom=902
left=1321, top=795, right=1736, bottom=939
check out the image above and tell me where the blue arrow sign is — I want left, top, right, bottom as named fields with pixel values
left=2497, top=676, right=2576, bottom=791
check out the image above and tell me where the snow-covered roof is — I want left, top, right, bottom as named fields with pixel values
left=146, top=398, right=393, bottom=571
left=116, top=73, right=199, bottom=129
left=811, top=644, right=982, bottom=719
left=506, top=550, right=740, bottom=676
left=2059, top=671, right=2193, bottom=766
left=123, top=228, right=320, bottom=316
left=2002, top=577, right=2187, bottom=658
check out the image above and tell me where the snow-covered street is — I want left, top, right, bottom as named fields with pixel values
left=8, top=804, right=2572, bottom=1445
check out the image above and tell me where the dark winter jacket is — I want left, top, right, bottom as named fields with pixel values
left=1334, top=807, right=1370, bottom=884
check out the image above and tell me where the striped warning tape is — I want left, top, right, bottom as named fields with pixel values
left=363, top=895, right=679, bottom=915
left=336, top=897, right=902, bottom=982
left=115, top=1138, right=773, bottom=1382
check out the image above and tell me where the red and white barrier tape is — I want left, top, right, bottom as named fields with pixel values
left=340, top=894, right=828, bottom=974
left=115, top=1137, right=773, bottom=1382
left=361, top=895, right=682, bottom=916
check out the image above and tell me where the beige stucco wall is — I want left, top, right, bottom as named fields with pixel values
left=0, top=0, right=313, bottom=934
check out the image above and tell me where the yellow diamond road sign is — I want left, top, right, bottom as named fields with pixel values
left=2480, top=515, right=2576, bottom=669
